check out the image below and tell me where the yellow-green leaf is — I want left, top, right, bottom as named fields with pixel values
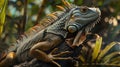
left=0, top=0, right=5, bottom=8
left=97, top=42, right=117, bottom=61
left=78, top=55, right=85, bottom=63
left=111, top=60, right=120, bottom=64
left=102, top=52, right=120, bottom=63
left=109, top=56, right=120, bottom=64
left=0, top=0, right=8, bottom=36
left=92, top=37, right=102, bottom=62
left=0, top=26, right=3, bottom=34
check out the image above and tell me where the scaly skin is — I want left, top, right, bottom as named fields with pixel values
left=0, top=0, right=101, bottom=67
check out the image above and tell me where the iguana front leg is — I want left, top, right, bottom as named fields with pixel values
left=30, top=33, right=72, bottom=67
left=0, top=52, right=16, bottom=67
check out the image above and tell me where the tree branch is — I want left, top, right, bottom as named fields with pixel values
left=35, top=0, right=46, bottom=25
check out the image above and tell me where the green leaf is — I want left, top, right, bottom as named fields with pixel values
left=28, top=0, right=34, bottom=3
left=0, top=0, right=5, bottom=8
left=0, top=0, right=8, bottom=35
left=92, top=37, right=102, bottom=62
left=102, top=51, right=120, bottom=63
left=109, top=56, right=120, bottom=64
left=111, top=60, right=120, bottom=64
left=78, top=55, right=85, bottom=63
left=74, top=0, right=83, bottom=5
left=97, top=42, right=117, bottom=62
left=77, top=0, right=83, bottom=5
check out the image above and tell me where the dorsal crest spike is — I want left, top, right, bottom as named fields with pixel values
left=14, top=11, right=65, bottom=46
left=56, top=5, right=66, bottom=11
left=47, top=19, right=52, bottom=22
left=62, top=0, right=71, bottom=9
left=65, top=0, right=71, bottom=8
left=47, top=14, right=58, bottom=19
left=16, top=40, right=20, bottom=44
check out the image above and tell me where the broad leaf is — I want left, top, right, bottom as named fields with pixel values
left=109, top=56, right=120, bottom=64
left=97, top=42, right=117, bottom=61
left=0, top=0, right=5, bottom=8
left=102, top=51, right=120, bottom=63
left=92, top=37, right=102, bottom=62
left=78, top=55, right=85, bottom=63
left=0, top=0, right=8, bottom=35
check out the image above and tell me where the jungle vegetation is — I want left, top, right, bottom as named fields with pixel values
left=0, top=0, right=120, bottom=67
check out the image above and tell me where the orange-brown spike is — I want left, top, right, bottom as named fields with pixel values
left=30, top=28, right=37, bottom=33
left=47, top=19, right=52, bottom=22
left=62, top=0, right=67, bottom=6
left=56, top=5, right=66, bottom=11
left=65, top=0, right=71, bottom=8
left=40, top=21, right=45, bottom=26
left=32, top=26, right=39, bottom=31
left=47, top=14, right=58, bottom=19
left=62, top=0, right=71, bottom=9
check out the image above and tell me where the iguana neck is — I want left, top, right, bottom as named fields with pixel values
left=46, top=8, right=77, bottom=38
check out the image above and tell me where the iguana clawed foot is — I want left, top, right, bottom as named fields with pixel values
left=35, top=48, right=73, bottom=67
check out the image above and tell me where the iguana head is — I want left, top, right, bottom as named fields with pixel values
left=67, top=7, right=101, bottom=47
left=60, top=0, right=101, bottom=47
left=59, top=0, right=100, bottom=33
left=66, top=6, right=101, bottom=33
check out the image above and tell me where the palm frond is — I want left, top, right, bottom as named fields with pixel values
left=102, top=51, right=120, bottom=63
left=78, top=36, right=120, bottom=67
left=97, top=42, right=117, bottom=62
left=110, top=56, right=120, bottom=64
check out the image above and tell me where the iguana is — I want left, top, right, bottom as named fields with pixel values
left=0, top=0, right=101, bottom=67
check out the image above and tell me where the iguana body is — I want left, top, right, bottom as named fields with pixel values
left=0, top=0, right=101, bottom=67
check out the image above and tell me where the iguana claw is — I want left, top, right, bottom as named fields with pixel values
left=48, top=48, right=73, bottom=67
left=35, top=48, right=73, bottom=67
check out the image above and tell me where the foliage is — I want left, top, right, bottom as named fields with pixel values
left=78, top=37, right=120, bottom=67
left=0, top=0, right=120, bottom=66
left=0, top=0, right=119, bottom=45
left=0, top=0, right=7, bottom=36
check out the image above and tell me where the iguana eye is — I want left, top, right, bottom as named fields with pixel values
left=80, top=7, right=88, bottom=13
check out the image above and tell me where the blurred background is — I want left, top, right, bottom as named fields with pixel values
left=0, top=0, right=120, bottom=54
